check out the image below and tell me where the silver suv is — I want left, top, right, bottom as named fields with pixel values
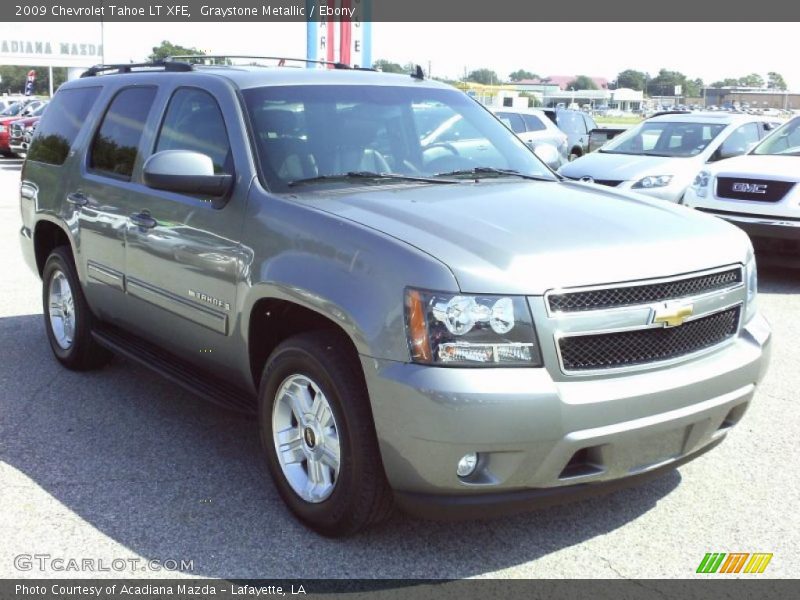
left=19, top=58, right=771, bottom=536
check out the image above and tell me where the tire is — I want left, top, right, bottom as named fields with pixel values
left=42, top=246, right=112, bottom=371
left=258, top=331, right=393, bottom=537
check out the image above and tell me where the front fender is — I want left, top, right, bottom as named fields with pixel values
left=240, top=190, right=458, bottom=362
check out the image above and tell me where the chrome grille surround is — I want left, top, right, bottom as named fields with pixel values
left=539, top=264, right=747, bottom=377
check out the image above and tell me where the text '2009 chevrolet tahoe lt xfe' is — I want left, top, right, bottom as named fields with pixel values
left=18, top=58, right=771, bottom=536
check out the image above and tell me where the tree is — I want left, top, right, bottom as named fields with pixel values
left=738, top=73, right=764, bottom=88
left=148, top=40, right=205, bottom=62
left=467, top=68, right=500, bottom=85
left=615, top=69, right=648, bottom=91
left=767, top=72, right=787, bottom=91
left=648, top=69, right=696, bottom=96
left=373, top=59, right=406, bottom=74
left=519, top=91, right=541, bottom=107
left=685, top=78, right=704, bottom=97
left=710, top=78, right=740, bottom=88
left=566, top=75, right=598, bottom=90
left=508, top=69, right=537, bottom=82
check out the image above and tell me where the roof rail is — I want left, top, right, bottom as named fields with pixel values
left=81, top=61, right=193, bottom=78
left=166, top=55, right=356, bottom=70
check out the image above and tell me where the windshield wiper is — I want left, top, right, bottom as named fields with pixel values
left=433, top=167, right=555, bottom=181
left=288, top=171, right=458, bottom=187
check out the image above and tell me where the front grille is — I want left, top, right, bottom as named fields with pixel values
left=593, top=179, right=623, bottom=187
left=9, top=123, right=23, bottom=139
left=716, top=176, right=795, bottom=202
left=548, top=268, right=742, bottom=313
left=559, top=306, right=740, bottom=371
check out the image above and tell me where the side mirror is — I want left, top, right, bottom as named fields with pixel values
left=143, top=150, right=232, bottom=197
left=533, top=143, right=562, bottom=170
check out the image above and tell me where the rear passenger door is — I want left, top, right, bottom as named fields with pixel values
left=74, top=86, right=157, bottom=322
left=117, top=83, right=250, bottom=373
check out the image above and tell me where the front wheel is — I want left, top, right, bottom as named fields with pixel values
left=258, top=331, right=393, bottom=536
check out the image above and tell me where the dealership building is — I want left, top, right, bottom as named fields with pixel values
left=512, top=76, right=644, bottom=111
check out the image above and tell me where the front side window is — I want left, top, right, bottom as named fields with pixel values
left=242, top=85, right=554, bottom=191
left=601, top=121, right=726, bottom=157
left=27, top=87, right=101, bottom=166
left=90, top=87, right=157, bottom=180
left=155, top=88, right=232, bottom=174
left=752, top=117, right=800, bottom=156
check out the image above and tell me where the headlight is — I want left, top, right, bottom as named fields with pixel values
left=632, top=175, right=673, bottom=189
left=405, top=289, right=542, bottom=366
left=692, top=170, right=711, bottom=198
left=745, top=256, right=758, bottom=322
left=0, top=125, right=6, bottom=133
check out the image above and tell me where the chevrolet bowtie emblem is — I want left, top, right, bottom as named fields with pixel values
left=652, top=302, right=693, bottom=327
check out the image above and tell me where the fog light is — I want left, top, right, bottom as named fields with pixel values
left=456, top=452, right=479, bottom=478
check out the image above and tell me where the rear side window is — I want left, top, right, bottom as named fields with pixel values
left=26, top=87, right=101, bottom=166
left=90, top=87, right=157, bottom=180
left=155, top=88, right=232, bottom=174
left=495, top=112, right=526, bottom=133
left=522, top=114, right=546, bottom=132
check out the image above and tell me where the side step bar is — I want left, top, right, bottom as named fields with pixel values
left=92, top=324, right=256, bottom=415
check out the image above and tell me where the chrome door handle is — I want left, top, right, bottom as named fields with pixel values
left=66, top=192, right=88, bottom=206
left=129, top=212, right=157, bottom=229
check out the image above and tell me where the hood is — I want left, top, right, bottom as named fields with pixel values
left=711, top=154, right=800, bottom=180
left=295, top=180, right=751, bottom=295
left=559, top=151, right=701, bottom=182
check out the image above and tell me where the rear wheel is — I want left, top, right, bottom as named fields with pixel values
left=42, top=246, right=111, bottom=370
left=258, top=331, right=393, bottom=536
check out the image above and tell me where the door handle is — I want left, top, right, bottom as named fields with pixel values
left=66, top=192, right=88, bottom=207
left=129, top=212, right=158, bottom=229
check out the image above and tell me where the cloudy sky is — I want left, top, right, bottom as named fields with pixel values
left=2, top=21, right=798, bottom=89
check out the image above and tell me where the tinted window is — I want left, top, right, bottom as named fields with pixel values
left=495, top=112, right=526, bottom=133
left=156, top=88, right=232, bottom=174
left=27, top=87, right=100, bottom=166
left=522, top=114, right=546, bottom=132
left=90, top=87, right=156, bottom=180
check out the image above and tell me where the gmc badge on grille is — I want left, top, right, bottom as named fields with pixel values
left=732, top=182, right=767, bottom=194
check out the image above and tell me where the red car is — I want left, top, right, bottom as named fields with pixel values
left=8, top=103, right=47, bottom=156
left=0, top=100, right=45, bottom=156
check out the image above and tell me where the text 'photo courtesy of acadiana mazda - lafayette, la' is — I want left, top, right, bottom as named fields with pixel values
left=18, top=56, right=770, bottom=537
left=559, top=112, right=780, bottom=203
left=684, top=116, right=800, bottom=262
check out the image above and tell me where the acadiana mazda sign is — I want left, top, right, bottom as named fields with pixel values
left=0, top=38, right=103, bottom=66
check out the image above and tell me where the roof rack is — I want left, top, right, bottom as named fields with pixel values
left=166, top=55, right=356, bottom=70
left=81, top=60, right=193, bottom=78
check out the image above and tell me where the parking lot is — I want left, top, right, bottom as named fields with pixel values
left=0, top=158, right=798, bottom=579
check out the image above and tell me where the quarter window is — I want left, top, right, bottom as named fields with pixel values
left=89, top=87, right=157, bottom=180
left=155, top=88, right=232, bottom=174
left=27, top=87, right=101, bottom=166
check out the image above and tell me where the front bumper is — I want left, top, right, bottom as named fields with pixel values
left=361, top=312, right=770, bottom=514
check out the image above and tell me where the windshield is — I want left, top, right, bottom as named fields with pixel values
left=601, top=120, right=726, bottom=157
left=30, top=103, right=47, bottom=117
left=0, top=103, right=23, bottom=117
left=242, top=85, right=555, bottom=191
left=752, top=117, right=800, bottom=156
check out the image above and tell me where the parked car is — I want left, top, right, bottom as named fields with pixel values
left=8, top=101, right=47, bottom=156
left=684, top=116, right=800, bottom=260
left=491, top=107, right=568, bottom=167
left=543, top=108, right=598, bottom=161
left=0, top=99, right=47, bottom=156
left=559, top=112, right=779, bottom=202
left=20, top=59, right=769, bottom=536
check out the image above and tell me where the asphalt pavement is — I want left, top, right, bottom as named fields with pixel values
left=0, top=159, right=798, bottom=579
